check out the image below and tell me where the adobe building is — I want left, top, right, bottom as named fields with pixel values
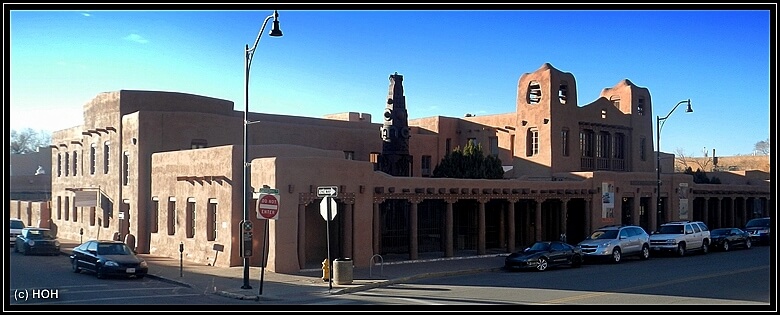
left=12, top=63, right=770, bottom=273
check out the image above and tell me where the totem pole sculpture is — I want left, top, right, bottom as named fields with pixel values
left=378, top=72, right=412, bottom=177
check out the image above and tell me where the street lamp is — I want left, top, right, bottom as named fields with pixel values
left=242, top=10, right=283, bottom=290
left=656, top=99, right=693, bottom=229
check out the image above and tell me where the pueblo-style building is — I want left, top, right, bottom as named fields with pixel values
left=11, top=63, right=771, bottom=273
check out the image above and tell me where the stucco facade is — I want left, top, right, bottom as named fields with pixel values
left=21, top=63, right=769, bottom=274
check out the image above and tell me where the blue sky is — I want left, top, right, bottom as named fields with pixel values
left=7, top=6, right=773, bottom=157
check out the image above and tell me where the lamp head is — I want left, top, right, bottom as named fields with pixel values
left=685, top=99, right=693, bottom=113
left=269, top=10, right=283, bottom=37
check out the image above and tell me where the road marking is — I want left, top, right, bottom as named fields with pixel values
left=543, top=265, right=769, bottom=304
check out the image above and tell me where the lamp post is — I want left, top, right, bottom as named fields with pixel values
left=242, top=10, right=283, bottom=290
left=656, top=99, right=693, bottom=229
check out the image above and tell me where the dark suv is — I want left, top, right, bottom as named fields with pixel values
left=744, top=217, right=771, bottom=245
left=576, top=225, right=651, bottom=263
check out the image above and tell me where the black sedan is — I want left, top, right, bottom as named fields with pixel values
left=505, top=240, right=583, bottom=271
left=14, top=227, right=60, bottom=256
left=710, top=228, right=752, bottom=251
left=70, top=240, right=148, bottom=279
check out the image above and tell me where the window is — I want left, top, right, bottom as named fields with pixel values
left=596, top=132, right=611, bottom=158
left=64, top=152, right=70, bottom=176
left=344, top=151, right=354, bottom=160
left=72, top=151, right=78, bottom=176
left=488, top=136, right=499, bottom=157
left=640, top=137, right=647, bottom=161
left=151, top=197, right=159, bottom=233
left=527, top=81, right=542, bottom=104
left=72, top=199, right=78, bottom=222
left=526, top=129, right=539, bottom=157
left=580, top=129, right=594, bottom=157
left=123, top=151, right=130, bottom=186
left=610, top=96, right=620, bottom=108
left=369, top=152, right=379, bottom=163
left=167, top=198, right=176, bottom=235
left=445, top=138, right=452, bottom=154
left=57, top=196, right=62, bottom=220
left=104, top=141, right=110, bottom=174
left=613, top=133, right=625, bottom=159
left=90, top=144, right=96, bottom=175
left=89, top=206, right=96, bottom=226
left=186, top=198, right=195, bottom=238
left=561, top=129, right=569, bottom=157
left=637, top=97, right=645, bottom=116
left=421, top=155, right=432, bottom=177
left=57, top=153, right=62, bottom=177
left=64, top=197, right=69, bottom=221
left=191, top=139, right=207, bottom=149
left=558, top=81, right=568, bottom=105
left=207, top=199, right=218, bottom=241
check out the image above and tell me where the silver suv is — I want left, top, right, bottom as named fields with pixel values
left=577, top=225, right=650, bottom=263
left=649, top=221, right=711, bottom=256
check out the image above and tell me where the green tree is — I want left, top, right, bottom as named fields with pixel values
left=10, top=128, right=51, bottom=154
left=432, top=139, right=504, bottom=179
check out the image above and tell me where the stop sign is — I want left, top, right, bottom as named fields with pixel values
left=256, top=194, right=280, bottom=220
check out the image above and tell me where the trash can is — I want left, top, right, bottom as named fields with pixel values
left=333, top=258, right=353, bottom=285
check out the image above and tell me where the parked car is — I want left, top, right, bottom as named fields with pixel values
left=744, top=217, right=771, bottom=246
left=577, top=225, right=651, bottom=263
left=649, top=221, right=711, bottom=257
left=709, top=228, right=752, bottom=251
left=505, top=240, right=583, bottom=271
left=10, top=218, right=25, bottom=245
left=14, top=227, right=60, bottom=256
left=70, top=240, right=148, bottom=279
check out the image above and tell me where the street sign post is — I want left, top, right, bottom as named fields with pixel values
left=257, top=194, right=280, bottom=220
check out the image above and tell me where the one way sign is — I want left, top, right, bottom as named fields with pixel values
left=317, top=186, right=339, bottom=197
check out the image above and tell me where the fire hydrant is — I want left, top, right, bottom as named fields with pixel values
left=321, top=258, right=330, bottom=282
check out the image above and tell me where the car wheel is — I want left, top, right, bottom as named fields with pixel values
left=722, top=241, right=730, bottom=252
left=13, top=243, right=19, bottom=253
left=701, top=242, right=709, bottom=254
left=640, top=245, right=650, bottom=260
left=135, top=274, right=145, bottom=279
left=676, top=244, right=686, bottom=257
left=536, top=257, right=548, bottom=271
left=71, top=259, right=81, bottom=273
left=96, top=266, right=105, bottom=279
left=572, top=255, right=582, bottom=268
left=21, top=245, right=28, bottom=256
left=611, top=248, right=622, bottom=263
left=745, top=239, right=752, bottom=249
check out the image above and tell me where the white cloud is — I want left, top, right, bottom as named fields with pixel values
left=124, top=33, right=149, bottom=44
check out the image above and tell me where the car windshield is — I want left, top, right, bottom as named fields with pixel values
left=710, top=229, right=729, bottom=236
left=527, top=242, right=551, bottom=251
left=588, top=229, right=619, bottom=240
left=26, top=230, right=55, bottom=240
left=97, top=243, right=132, bottom=255
left=745, top=218, right=769, bottom=228
left=658, top=225, right=684, bottom=234
left=10, top=220, right=25, bottom=229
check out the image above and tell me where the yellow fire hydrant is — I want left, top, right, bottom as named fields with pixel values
left=321, top=258, right=330, bottom=282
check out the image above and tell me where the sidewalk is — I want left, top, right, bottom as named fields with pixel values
left=57, top=238, right=509, bottom=302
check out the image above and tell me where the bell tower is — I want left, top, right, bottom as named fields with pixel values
left=378, top=72, right=411, bottom=176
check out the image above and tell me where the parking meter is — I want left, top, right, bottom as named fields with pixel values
left=240, top=220, right=253, bottom=257
left=79, top=228, right=84, bottom=243
left=179, top=242, right=184, bottom=277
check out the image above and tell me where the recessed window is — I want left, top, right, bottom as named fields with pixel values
left=489, top=136, right=499, bottom=157
left=601, top=109, right=607, bottom=119
left=610, top=95, right=620, bottom=109
left=104, top=141, right=110, bottom=174
left=421, top=155, right=432, bottom=177
left=640, top=137, right=647, bottom=161
left=57, top=153, right=62, bottom=177
left=596, top=132, right=611, bottom=158
left=167, top=198, right=176, bottom=235
left=191, top=139, right=207, bottom=149
left=186, top=198, right=195, bottom=238
left=151, top=197, right=159, bottom=233
left=527, top=81, right=542, bottom=104
left=208, top=199, right=218, bottom=241
left=526, top=129, right=539, bottom=157
left=614, top=133, right=625, bottom=159
left=64, top=152, right=70, bottom=176
left=123, top=151, right=130, bottom=186
left=90, top=144, right=96, bottom=175
left=344, top=151, right=354, bottom=160
left=561, top=128, right=569, bottom=157
left=558, top=81, right=568, bottom=105
left=72, top=151, right=78, bottom=176
left=637, top=97, right=645, bottom=116
left=580, top=129, right=594, bottom=157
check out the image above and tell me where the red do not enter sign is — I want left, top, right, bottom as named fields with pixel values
left=256, top=194, right=280, bottom=220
